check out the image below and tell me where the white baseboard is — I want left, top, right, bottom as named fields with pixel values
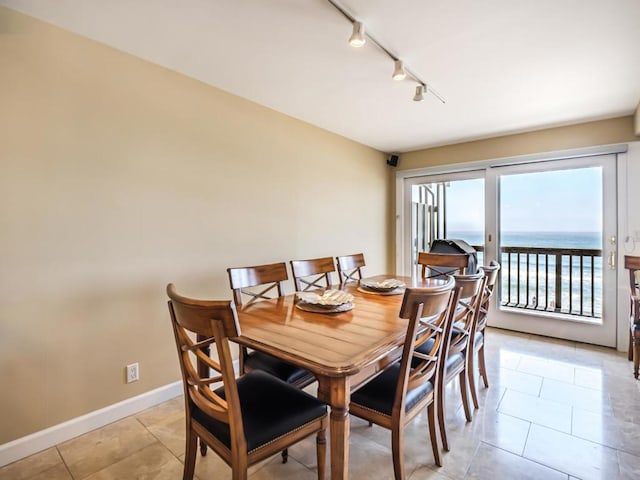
left=0, top=381, right=182, bottom=468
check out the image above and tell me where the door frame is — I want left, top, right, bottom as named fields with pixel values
left=395, top=143, right=630, bottom=350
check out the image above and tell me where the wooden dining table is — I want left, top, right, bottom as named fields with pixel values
left=234, top=274, right=448, bottom=480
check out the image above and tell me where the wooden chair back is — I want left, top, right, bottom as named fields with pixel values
left=625, top=255, right=640, bottom=325
left=417, top=252, right=469, bottom=279
left=448, top=273, right=487, bottom=355
left=290, top=256, right=335, bottom=291
left=396, top=278, right=459, bottom=413
left=477, top=261, right=501, bottom=330
left=625, top=255, right=640, bottom=379
left=166, top=284, right=246, bottom=452
left=336, top=253, right=366, bottom=284
left=625, top=255, right=640, bottom=288
left=227, top=262, right=288, bottom=306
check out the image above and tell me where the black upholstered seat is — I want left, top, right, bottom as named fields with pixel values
left=194, top=370, right=326, bottom=452
left=351, top=364, right=434, bottom=417
left=244, top=351, right=312, bottom=386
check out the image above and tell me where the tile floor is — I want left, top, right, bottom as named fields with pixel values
left=3, top=328, right=640, bottom=479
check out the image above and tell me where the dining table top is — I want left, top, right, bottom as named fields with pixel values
left=234, top=274, right=449, bottom=378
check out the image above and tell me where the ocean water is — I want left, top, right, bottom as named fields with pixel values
left=446, top=230, right=603, bottom=317
left=446, top=230, right=601, bottom=249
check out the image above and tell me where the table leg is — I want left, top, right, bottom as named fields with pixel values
left=317, top=376, right=350, bottom=480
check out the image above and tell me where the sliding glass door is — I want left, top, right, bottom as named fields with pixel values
left=401, top=154, right=617, bottom=347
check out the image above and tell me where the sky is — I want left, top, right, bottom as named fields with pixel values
left=443, top=166, right=603, bottom=233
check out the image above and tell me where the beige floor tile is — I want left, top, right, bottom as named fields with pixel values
left=28, top=463, right=73, bottom=480
left=185, top=449, right=272, bottom=479
left=0, top=448, right=63, bottom=480
left=498, top=390, right=572, bottom=433
left=524, top=424, right=620, bottom=480
left=344, top=431, right=413, bottom=480
left=57, top=416, right=157, bottom=479
left=465, top=442, right=568, bottom=480
left=432, top=432, right=481, bottom=479
left=135, top=396, right=184, bottom=428
left=249, top=456, right=317, bottom=480
left=574, top=366, right=607, bottom=390
left=461, top=409, right=531, bottom=456
left=618, top=450, right=640, bottom=480
left=493, top=367, right=543, bottom=396
left=572, top=408, right=640, bottom=457
left=408, top=465, right=457, bottom=480
left=474, top=385, right=507, bottom=411
left=350, top=417, right=439, bottom=476
left=83, top=443, right=183, bottom=480
left=540, top=378, right=612, bottom=413
left=285, top=432, right=325, bottom=471
left=517, top=355, right=575, bottom=384
left=492, top=349, right=523, bottom=371
left=147, top=415, right=186, bottom=457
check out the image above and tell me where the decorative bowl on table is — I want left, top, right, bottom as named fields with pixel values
left=295, top=290, right=354, bottom=313
left=359, top=278, right=406, bottom=293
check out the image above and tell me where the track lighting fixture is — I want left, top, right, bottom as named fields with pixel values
left=392, top=60, right=406, bottom=81
left=326, top=0, right=445, bottom=103
left=348, top=21, right=366, bottom=47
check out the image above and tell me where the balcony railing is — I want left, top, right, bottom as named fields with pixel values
left=472, top=245, right=603, bottom=319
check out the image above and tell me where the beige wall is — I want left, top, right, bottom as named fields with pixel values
left=0, top=7, right=389, bottom=444
left=399, top=116, right=637, bottom=171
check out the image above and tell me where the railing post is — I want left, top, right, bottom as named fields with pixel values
left=554, top=253, right=562, bottom=312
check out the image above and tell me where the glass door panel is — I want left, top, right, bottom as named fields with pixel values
left=486, top=155, right=617, bottom=347
left=402, top=171, right=484, bottom=277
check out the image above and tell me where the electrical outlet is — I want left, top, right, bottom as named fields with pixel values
left=126, top=363, right=139, bottom=383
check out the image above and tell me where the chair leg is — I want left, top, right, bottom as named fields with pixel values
left=459, top=370, right=472, bottom=422
left=629, top=330, right=633, bottom=362
left=427, top=401, right=442, bottom=467
left=183, top=428, right=198, bottom=480
left=478, top=343, right=489, bottom=388
left=316, top=428, right=326, bottom=480
left=633, top=334, right=640, bottom=380
left=468, top=351, right=479, bottom=410
left=437, top=380, right=449, bottom=452
left=232, top=467, right=248, bottom=480
left=199, top=438, right=207, bottom=456
left=391, top=424, right=405, bottom=480
left=281, top=448, right=288, bottom=464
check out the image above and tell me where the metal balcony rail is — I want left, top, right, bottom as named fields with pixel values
left=498, top=246, right=602, bottom=318
left=469, top=245, right=603, bottom=318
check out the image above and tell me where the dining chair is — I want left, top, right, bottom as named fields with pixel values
left=290, top=256, right=336, bottom=291
left=414, top=272, right=486, bottom=452
left=625, top=255, right=640, bottom=378
left=336, top=252, right=366, bottom=284
left=227, top=263, right=316, bottom=388
left=349, top=278, right=459, bottom=478
left=468, top=261, right=501, bottom=408
left=167, top=284, right=328, bottom=480
left=417, top=251, right=469, bottom=279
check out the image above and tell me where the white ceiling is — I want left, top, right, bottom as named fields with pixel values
left=2, top=0, right=639, bottom=152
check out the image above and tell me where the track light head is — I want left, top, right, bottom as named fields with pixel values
left=392, top=60, right=406, bottom=81
left=349, top=21, right=366, bottom=47
left=413, top=85, right=426, bottom=102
